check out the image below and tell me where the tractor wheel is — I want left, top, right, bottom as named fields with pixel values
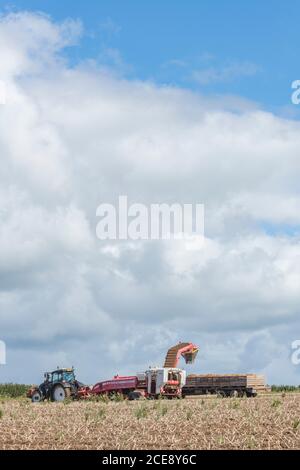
left=128, top=391, right=142, bottom=401
left=51, top=384, right=70, bottom=402
left=31, top=390, right=42, bottom=403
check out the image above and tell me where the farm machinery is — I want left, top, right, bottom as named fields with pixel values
left=91, top=367, right=186, bottom=400
left=28, top=342, right=198, bottom=402
left=79, top=343, right=198, bottom=400
left=27, top=367, right=87, bottom=402
left=90, top=342, right=199, bottom=400
left=27, top=342, right=268, bottom=402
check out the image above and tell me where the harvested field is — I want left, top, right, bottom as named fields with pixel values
left=0, top=394, right=300, bottom=450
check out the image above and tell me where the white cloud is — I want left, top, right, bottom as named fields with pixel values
left=0, top=12, right=82, bottom=78
left=0, top=12, right=300, bottom=384
left=192, top=61, right=259, bottom=85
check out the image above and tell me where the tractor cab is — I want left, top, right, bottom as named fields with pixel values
left=48, top=368, right=76, bottom=384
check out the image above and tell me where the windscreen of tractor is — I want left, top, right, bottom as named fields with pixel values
left=62, top=371, right=75, bottom=382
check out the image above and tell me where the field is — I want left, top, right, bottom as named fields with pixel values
left=0, top=394, right=300, bottom=450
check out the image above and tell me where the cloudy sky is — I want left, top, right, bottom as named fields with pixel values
left=0, top=2, right=300, bottom=385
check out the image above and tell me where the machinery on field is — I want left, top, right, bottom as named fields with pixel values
left=27, top=367, right=86, bottom=402
left=91, top=342, right=199, bottom=400
left=145, top=367, right=185, bottom=399
left=92, top=367, right=187, bottom=399
left=164, top=342, right=199, bottom=368
left=27, top=341, right=269, bottom=402
left=182, top=373, right=268, bottom=398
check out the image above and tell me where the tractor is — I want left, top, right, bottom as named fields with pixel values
left=27, top=367, right=86, bottom=402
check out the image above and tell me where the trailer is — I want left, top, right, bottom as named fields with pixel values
left=182, top=373, right=268, bottom=398
left=92, top=375, right=144, bottom=399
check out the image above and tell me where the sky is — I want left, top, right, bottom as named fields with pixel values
left=2, top=0, right=300, bottom=113
left=0, top=2, right=300, bottom=385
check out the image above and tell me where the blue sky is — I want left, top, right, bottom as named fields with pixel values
left=1, top=3, right=300, bottom=385
left=2, top=0, right=299, bottom=115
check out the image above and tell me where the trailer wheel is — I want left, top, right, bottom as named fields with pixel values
left=230, top=390, right=239, bottom=398
left=31, top=390, right=42, bottom=403
left=238, top=390, right=246, bottom=398
left=216, top=391, right=226, bottom=398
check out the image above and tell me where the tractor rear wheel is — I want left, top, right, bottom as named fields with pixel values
left=52, top=384, right=70, bottom=402
left=31, top=390, right=42, bottom=403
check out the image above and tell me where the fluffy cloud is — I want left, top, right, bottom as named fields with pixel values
left=0, top=12, right=300, bottom=384
left=0, top=11, right=81, bottom=78
left=192, top=61, right=259, bottom=85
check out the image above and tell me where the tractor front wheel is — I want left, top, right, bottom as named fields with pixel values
left=52, top=384, right=70, bottom=402
left=31, top=390, right=42, bottom=403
